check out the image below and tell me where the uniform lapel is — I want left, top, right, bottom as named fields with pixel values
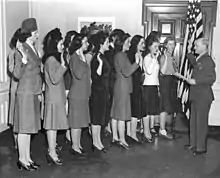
left=23, top=42, right=40, bottom=62
left=196, top=52, right=208, bottom=63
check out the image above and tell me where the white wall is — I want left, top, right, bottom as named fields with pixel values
left=209, top=0, right=220, bottom=125
left=0, top=0, right=29, bottom=132
left=30, top=0, right=143, bottom=53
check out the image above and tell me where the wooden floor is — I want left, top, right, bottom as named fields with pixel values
left=0, top=125, right=220, bottom=178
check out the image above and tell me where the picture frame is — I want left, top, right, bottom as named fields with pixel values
left=158, top=20, right=175, bottom=36
left=77, top=17, right=115, bottom=33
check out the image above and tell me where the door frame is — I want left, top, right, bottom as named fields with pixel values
left=142, top=0, right=217, bottom=55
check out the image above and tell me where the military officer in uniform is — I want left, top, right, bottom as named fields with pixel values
left=185, top=38, right=216, bottom=155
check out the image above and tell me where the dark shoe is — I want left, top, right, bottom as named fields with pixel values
left=184, top=144, right=195, bottom=151
left=101, top=147, right=107, bottom=153
left=29, top=161, right=40, bottom=169
left=92, top=145, right=107, bottom=153
left=151, top=128, right=159, bottom=137
left=142, top=136, right=153, bottom=143
left=193, top=150, right=207, bottom=156
left=110, top=139, right=119, bottom=146
left=46, top=153, right=63, bottom=166
left=69, top=149, right=87, bottom=158
left=17, top=160, right=36, bottom=171
left=128, top=136, right=142, bottom=145
left=80, top=148, right=87, bottom=155
left=159, top=130, right=174, bottom=139
left=118, top=142, right=130, bottom=150
left=150, top=128, right=157, bottom=134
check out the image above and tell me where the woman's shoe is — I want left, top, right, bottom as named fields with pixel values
left=46, top=153, right=63, bottom=166
left=101, top=147, right=107, bottom=153
left=69, top=149, right=87, bottom=158
left=118, top=142, right=130, bottom=150
left=159, top=130, right=174, bottom=139
left=150, top=128, right=158, bottom=136
left=142, top=136, right=153, bottom=143
left=80, top=148, right=87, bottom=154
left=17, top=160, right=36, bottom=171
left=128, top=136, right=142, bottom=145
left=79, top=148, right=89, bottom=156
left=29, top=161, right=40, bottom=169
left=92, top=145, right=107, bottom=153
left=110, top=139, right=119, bottom=146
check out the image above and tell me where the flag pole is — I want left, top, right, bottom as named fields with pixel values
left=177, top=24, right=189, bottom=96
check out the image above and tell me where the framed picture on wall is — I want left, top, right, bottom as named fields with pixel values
left=77, top=17, right=115, bottom=34
left=158, top=20, right=175, bottom=36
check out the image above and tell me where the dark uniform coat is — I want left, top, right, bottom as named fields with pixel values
left=111, top=51, right=138, bottom=121
left=13, top=42, right=42, bottom=133
left=90, top=52, right=111, bottom=126
left=68, top=52, right=91, bottom=129
left=43, top=55, right=68, bottom=130
left=7, top=49, right=18, bottom=125
left=187, top=52, right=216, bottom=152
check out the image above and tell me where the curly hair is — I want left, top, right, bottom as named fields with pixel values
left=42, top=28, right=63, bottom=64
left=109, top=29, right=124, bottom=42
left=127, top=35, right=143, bottom=63
left=68, top=33, right=86, bottom=55
left=64, top=30, right=77, bottom=49
left=91, top=31, right=109, bottom=53
left=145, top=35, right=160, bottom=55
left=63, top=30, right=77, bottom=61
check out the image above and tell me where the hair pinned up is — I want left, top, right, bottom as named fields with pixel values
left=92, top=31, right=109, bottom=53
left=68, top=33, right=85, bottom=55
left=127, top=35, right=143, bottom=63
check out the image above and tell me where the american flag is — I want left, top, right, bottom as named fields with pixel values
left=177, top=0, right=203, bottom=118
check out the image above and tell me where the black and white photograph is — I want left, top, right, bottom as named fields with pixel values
left=0, top=0, right=220, bottom=177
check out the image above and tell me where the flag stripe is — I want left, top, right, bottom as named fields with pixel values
left=177, top=0, right=203, bottom=118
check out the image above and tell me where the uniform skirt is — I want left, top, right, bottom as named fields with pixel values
left=130, top=88, right=142, bottom=119
left=8, top=80, right=18, bottom=125
left=159, top=75, right=178, bottom=114
left=142, top=86, right=159, bottom=116
left=13, top=94, right=41, bottom=134
left=43, top=101, right=69, bottom=130
left=89, top=90, right=109, bottom=126
left=68, top=99, right=90, bottom=129
left=111, top=92, right=131, bottom=121
left=8, top=92, right=16, bottom=125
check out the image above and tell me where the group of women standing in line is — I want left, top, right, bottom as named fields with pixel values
left=7, top=17, right=179, bottom=171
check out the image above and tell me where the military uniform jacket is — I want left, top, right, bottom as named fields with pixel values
left=187, top=52, right=216, bottom=102
left=13, top=42, right=42, bottom=95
